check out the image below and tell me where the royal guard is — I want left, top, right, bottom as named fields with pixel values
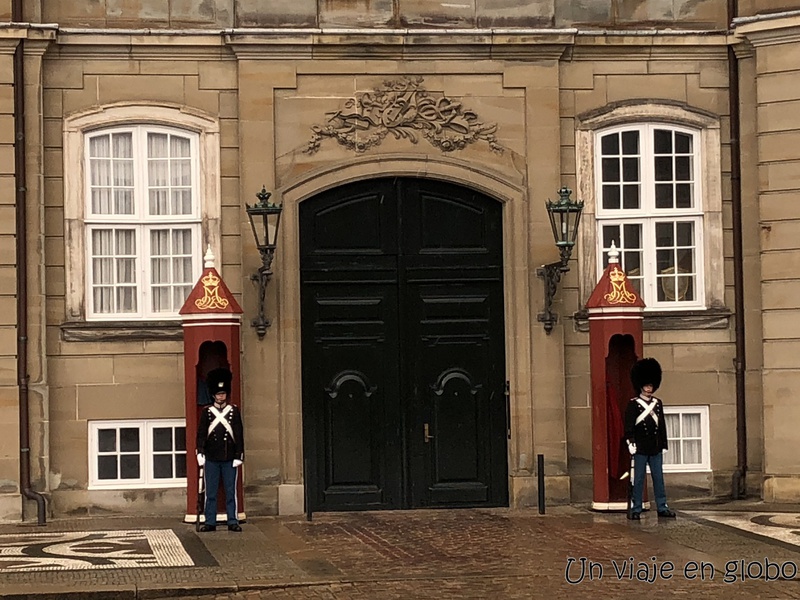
left=625, top=358, right=676, bottom=521
left=196, top=367, right=245, bottom=532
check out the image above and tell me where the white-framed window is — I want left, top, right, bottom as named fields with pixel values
left=85, top=126, right=201, bottom=320
left=63, top=103, right=222, bottom=323
left=595, top=124, right=704, bottom=309
left=663, top=406, right=710, bottom=472
left=575, top=102, right=725, bottom=313
left=89, top=419, right=187, bottom=489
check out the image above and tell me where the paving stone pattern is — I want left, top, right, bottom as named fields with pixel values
left=4, top=506, right=800, bottom=598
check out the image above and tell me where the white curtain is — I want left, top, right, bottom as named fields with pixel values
left=91, top=229, right=136, bottom=314
left=682, top=413, right=702, bottom=464
left=148, top=133, right=192, bottom=216
left=664, top=413, right=681, bottom=465
left=150, top=228, right=194, bottom=313
left=90, top=133, right=133, bottom=216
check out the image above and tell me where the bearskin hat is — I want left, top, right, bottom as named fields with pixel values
left=630, top=358, right=662, bottom=393
left=206, top=367, right=232, bottom=395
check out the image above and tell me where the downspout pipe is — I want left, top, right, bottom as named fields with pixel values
left=728, top=0, right=747, bottom=500
left=13, top=0, right=47, bottom=524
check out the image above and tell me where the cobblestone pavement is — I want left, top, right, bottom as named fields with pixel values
left=3, top=503, right=800, bottom=599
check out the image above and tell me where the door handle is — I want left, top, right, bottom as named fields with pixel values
left=424, top=423, right=434, bottom=443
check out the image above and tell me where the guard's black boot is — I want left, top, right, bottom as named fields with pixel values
left=658, top=509, right=677, bottom=518
left=628, top=512, right=641, bottom=521
left=228, top=524, right=242, bottom=532
left=199, top=525, right=216, bottom=532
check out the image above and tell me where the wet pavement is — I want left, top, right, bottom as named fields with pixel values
left=3, top=501, right=800, bottom=598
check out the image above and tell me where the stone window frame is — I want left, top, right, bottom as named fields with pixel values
left=87, top=418, right=187, bottom=489
left=575, top=101, right=725, bottom=317
left=63, top=103, right=221, bottom=327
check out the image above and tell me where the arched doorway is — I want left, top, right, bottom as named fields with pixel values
left=300, top=177, right=508, bottom=511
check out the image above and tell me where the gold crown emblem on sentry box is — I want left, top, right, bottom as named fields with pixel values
left=201, top=271, right=220, bottom=287
left=609, top=266, right=626, bottom=282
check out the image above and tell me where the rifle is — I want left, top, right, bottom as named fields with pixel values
left=195, top=463, right=205, bottom=532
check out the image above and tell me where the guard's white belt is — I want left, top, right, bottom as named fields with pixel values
left=208, top=404, right=235, bottom=439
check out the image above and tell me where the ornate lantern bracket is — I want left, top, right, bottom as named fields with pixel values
left=245, top=186, right=283, bottom=338
left=537, top=187, right=584, bottom=334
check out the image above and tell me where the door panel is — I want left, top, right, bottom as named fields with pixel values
left=301, top=177, right=507, bottom=511
left=301, top=283, right=401, bottom=510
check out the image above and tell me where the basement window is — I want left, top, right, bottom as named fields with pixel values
left=88, top=419, right=187, bottom=489
left=662, top=406, right=710, bottom=472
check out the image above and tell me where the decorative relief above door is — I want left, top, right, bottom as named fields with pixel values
left=305, top=76, right=504, bottom=155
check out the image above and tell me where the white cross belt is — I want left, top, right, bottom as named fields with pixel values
left=208, top=405, right=235, bottom=439
left=635, top=397, right=658, bottom=426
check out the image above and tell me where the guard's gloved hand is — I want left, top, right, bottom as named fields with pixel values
left=627, top=442, right=637, bottom=455
left=232, top=459, right=242, bottom=468
left=663, top=448, right=669, bottom=455
left=197, top=453, right=205, bottom=467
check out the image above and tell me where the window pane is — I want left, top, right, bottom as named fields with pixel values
left=655, top=222, right=675, bottom=247
left=172, top=160, right=192, bottom=187
left=622, top=184, right=639, bottom=209
left=664, top=445, right=681, bottom=465
left=654, top=129, right=672, bottom=154
left=675, top=184, right=692, bottom=209
left=665, top=414, right=680, bottom=438
left=654, top=156, right=673, bottom=181
left=153, top=455, right=173, bottom=479
left=622, top=158, right=639, bottom=182
left=148, top=133, right=169, bottom=158
left=98, top=429, right=117, bottom=453
left=153, top=427, right=173, bottom=452
left=175, top=427, right=186, bottom=451
left=675, top=132, right=692, bottom=154
left=89, top=134, right=110, bottom=158
left=150, top=189, right=169, bottom=216
left=675, top=156, right=692, bottom=181
left=117, top=287, right=137, bottom=312
left=98, top=455, right=118, bottom=479
left=171, top=189, right=192, bottom=215
left=682, top=413, right=700, bottom=438
left=170, top=135, right=191, bottom=157
left=656, top=249, right=674, bottom=273
left=175, top=453, right=187, bottom=478
left=621, top=131, right=639, bottom=155
left=112, top=133, right=133, bottom=158
left=93, top=257, right=114, bottom=285
left=601, top=133, right=619, bottom=155
left=120, top=427, right=140, bottom=452
left=683, top=439, right=702, bottom=464
left=676, top=222, right=695, bottom=247
left=90, top=159, right=111, bottom=187
left=114, top=189, right=133, bottom=215
left=602, top=225, right=620, bottom=253
left=602, top=186, right=620, bottom=210
left=93, top=288, right=113, bottom=314
left=655, top=184, right=673, bottom=209
left=602, top=158, right=620, bottom=182
left=120, top=455, right=140, bottom=479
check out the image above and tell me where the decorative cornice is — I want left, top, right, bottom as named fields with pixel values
left=734, top=14, right=800, bottom=46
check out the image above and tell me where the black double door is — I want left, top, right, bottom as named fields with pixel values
left=300, top=178, right=508, bottom=511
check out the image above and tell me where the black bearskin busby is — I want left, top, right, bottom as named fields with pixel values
left=630, top=358, right=662, bottom=393
left=206, top=367, right=232, bottom=395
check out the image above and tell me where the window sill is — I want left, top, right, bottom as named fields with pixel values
left=61, top=320, right=184, bottom=342
left=572, top=307, right=732, bottom=333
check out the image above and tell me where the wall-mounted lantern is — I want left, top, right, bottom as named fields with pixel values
left=245, top=186, right=283, bottom=338
left=537, top=186, right=584, bottom=334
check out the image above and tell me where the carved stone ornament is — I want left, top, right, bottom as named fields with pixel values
left=305, top=76, right=504, bottom=155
